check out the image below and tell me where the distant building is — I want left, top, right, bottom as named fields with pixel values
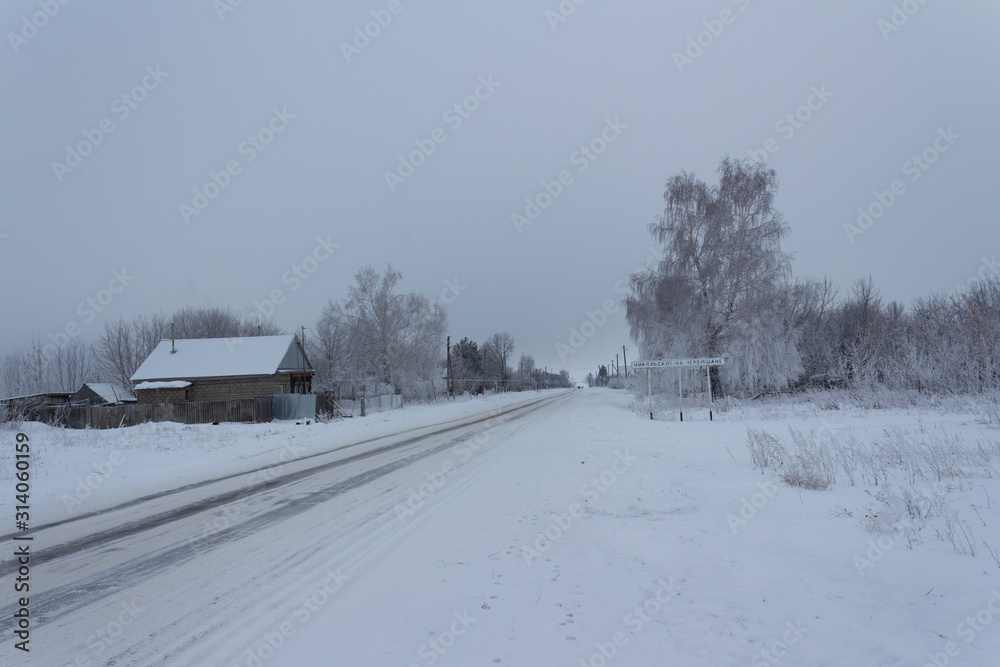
left=130, top=335, right=314, bottom=405
left=0, top=391, right=73, bottom=410
left=71, top=383, right=137, bottom=406
left=0, top=391, right=74, bottom=422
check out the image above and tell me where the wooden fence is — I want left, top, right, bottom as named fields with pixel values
left=315, top=391, right=402, bottom=418
left=32, top=396, right=277, bottom=429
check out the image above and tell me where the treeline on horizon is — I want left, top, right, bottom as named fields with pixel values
left=620, top=157, right=999, bottom=398
left=0, top=264, right=571, bottom=401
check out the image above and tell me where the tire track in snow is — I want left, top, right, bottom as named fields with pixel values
left=0, top=392, right=572, bottom=633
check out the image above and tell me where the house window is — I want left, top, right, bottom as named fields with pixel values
left=185, top=389, right=191, bottom=401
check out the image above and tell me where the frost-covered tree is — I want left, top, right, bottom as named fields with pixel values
left=0, top=348, right=39, bottom=398
left=449, top=337, right=483, bottom=393
left=308, top=300, right=351, bottom=393
left=626, top=157, right=796, bottom=396
left=483, top=332, right=515, bottom=388
left=315, top=264, right=447, bottom=400
left=173, top=306, right=283, bottom=338
left=49, top=338, right=92, bottom=392
left=789, top=277, right=840, bottom=384
left=93, top=317, right=148, bottom=389
left=517, top=353, right=535, bottom=388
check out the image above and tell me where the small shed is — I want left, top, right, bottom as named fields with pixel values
left=130, top=335, right=314, bottom=405
left=71, top=383, right=137, bottom=406
left=0, top=391, right=74, bottom=422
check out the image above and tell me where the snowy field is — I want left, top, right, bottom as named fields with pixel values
left=2, top=388, right=1000, bottom=666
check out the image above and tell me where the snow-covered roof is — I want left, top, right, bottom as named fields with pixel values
left=82, top=383, right=137, bottom=403
left=131, top=335, right=313, bottom=382
left=134, top=381, right=192, bottom=390
left=0, top=391, right=73, bottom=402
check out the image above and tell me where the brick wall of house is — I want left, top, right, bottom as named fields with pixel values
left=136, top=374, right=300, bottom=405
left=136, top=387, right=188, bottom=405
left=188, top=375, right=293, bottom=402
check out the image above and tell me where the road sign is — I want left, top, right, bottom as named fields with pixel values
left=632, top=357, right=725, bottom=369
left=635, top=357, right=726, bottom=422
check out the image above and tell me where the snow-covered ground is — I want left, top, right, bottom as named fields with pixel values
left=0, top=390, right=542, bottom=523
left=2, top=388, right=999, bottom=666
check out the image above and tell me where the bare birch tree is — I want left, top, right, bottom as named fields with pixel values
left=626, top=157, right=795, bottom=396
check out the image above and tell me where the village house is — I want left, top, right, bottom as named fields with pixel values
left=130, top=335, right=314, bottom=405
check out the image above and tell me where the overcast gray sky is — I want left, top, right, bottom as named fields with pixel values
left=2, top=1, right=998, bottom=382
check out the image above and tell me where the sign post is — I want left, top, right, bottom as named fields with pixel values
left=632, top=357, right=725, bottom=422
left=678, top=369, right=683, bottom=422
left=647, top=368, right=653, bottom=420
left=706, top=364, right=713, bottom=421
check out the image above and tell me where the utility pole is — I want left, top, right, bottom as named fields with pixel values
left=299, top=326, right=306, bottom=394
left=622, top=346, right=628, bottom=379
left=616, top=354, right=620, bottom=379
left=446, top=336, right=454, bottom=398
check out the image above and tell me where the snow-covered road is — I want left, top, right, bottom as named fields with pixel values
left=2, top=391, right=572, bottom=666
left=3, top=388, right=999, bottom=666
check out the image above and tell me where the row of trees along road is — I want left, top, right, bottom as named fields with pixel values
left=625, top=157, right=1000, bottom=398
left=448, top=335, right=570, bottom=394
left=305, top=265, right=571, bottom=401
left=0, top=307, right=282, bottom=395
left=2, top=264, right=573, bottom=403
